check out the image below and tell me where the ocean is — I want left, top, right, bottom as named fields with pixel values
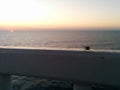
left=1, top=30, right=120, bottom=90
left=0, top=30, right=120, bottom=50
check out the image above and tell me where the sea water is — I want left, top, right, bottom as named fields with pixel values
left=0, top=30, right=120, bottom=50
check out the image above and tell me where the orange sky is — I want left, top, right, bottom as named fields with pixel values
left=0, top=0, right=120, bottom=30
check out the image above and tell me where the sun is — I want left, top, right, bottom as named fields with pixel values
left=10, top=29, right=14, bottom=32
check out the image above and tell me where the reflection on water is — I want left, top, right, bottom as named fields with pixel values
left=0, top=30, right=120, bottom=50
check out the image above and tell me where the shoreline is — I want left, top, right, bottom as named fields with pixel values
left=0, top=46, right=120, bottom=53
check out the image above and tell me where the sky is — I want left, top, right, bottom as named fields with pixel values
left=0, top=0, right=120, bottom=30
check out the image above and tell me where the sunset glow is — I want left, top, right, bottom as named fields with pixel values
left=0, top=0, right=120, bottom=30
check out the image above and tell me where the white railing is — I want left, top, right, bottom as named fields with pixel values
left=0, top=48, right=120, bottom=90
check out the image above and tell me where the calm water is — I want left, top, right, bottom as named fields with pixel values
left=0, top=30, right=120, bottom=50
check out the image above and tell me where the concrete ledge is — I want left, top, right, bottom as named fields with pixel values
left=0, top=48, right=120, bottom=86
